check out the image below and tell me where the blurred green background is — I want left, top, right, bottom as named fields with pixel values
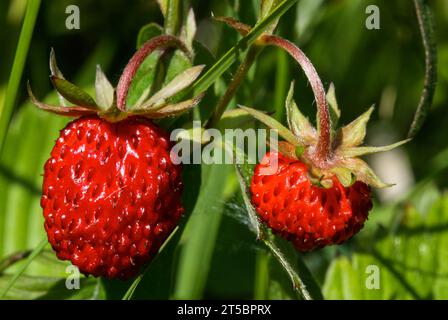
left=0, top=0, right=447, bottom=299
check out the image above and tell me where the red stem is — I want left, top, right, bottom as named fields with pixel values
left=214, top=16, right=251, bottom=36
left=261, top=35, right=331, bottom=164
left=116, top=35, right=190, bottom=110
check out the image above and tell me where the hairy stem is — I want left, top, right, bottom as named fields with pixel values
left=261, top=35, right=331, bottom=164
left=190, top=0, right=298, bottom=97
left=207, top=46, right=261, bottom=128
left=116, top=35, right=190, bottom=110
left=408, top=0, right=437, bottom=138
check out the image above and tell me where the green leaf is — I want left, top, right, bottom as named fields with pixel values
left=164, top=50, right=192, bottom=85
left=127, top=47, right=192, bottom=110
left=323, top=194, right=448, bottom=299
left=126, top=51, right=161, bottom=108
left=0, top=238, right=47, bottom=298
left=136, top=23, right=163, bottom=49
left=0, top=274, right=105, bottom=300
left=50, top=76, right=98, bottom=109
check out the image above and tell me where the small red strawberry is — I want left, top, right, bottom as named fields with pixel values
left=250, top=151, right=372, bottom=251
left=41, top=116, right=183, bottom=279
left=29, top=36, right=205, bottom=279
left=240, top=35, right=409, bottom=252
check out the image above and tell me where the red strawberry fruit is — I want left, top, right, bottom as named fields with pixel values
left=29, top=36, right=204, bottom=279
left=250, top=151, right=372, bottom=251
left=41, top=116, right=183, bottom=279
left=240, top=35, right=409, bottom=251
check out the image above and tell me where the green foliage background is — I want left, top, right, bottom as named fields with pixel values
left=0, top=0, right=447, bottom=299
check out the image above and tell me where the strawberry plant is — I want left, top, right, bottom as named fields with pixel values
left=0, top=0, right=447, bottom=301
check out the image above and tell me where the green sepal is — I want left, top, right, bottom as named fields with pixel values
left=137, top=92, right=205, bottom=119
left=329, top=167, right=356, bottom=188
left=326, top=83, right=341, bottom=127
left=238, top=105, right=301, bottom=146
left=341, top=139, right=411, bottom=158
left=136, top=65, right=205, bottom=110
left=295, top=145, right=305, bottom=158
left=50, top=76, right=98, bottom=109
left=342, top=157, right=393, bottom=188
left=285, top=81, right=317, bottom=145
left=95, top=65, right=115, bottom=111
left=339, top=106, right=374, bottom=148
left=49, top=48, right=67, bottom=106
left=27, top=82, right=96, bottom=117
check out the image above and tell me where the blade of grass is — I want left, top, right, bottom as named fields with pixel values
left=0, top=0, right=41, bottom=153
left=254, top=251, right=270, bottom=299
left=172, top=164, right=233, bottom=299
left=190, top=0, right=298, bottom=97
left=165, top=0, right=181, bottom=36
left=0, top=238, right=47, bottom=298
left=274, top=49, right=289, bottom=122
left=207, top=46, right=262, bottom=128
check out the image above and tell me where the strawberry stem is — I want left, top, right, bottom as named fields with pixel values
left=260, top=35, right=332, bottom=165
left=207, top=45, right=261, bottom=128
left=408, top=0, right=437, bottom=138
left=116, top=35, right=190, bottom=111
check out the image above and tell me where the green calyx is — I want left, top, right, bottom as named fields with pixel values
left=240, top=81, right=411, bottom=189
left=28, top=35, right=205, bottom=122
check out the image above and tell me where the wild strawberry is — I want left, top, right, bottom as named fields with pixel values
left=29, top=36, right=205, bottom=279
left=41, top=116, right=183, bottom=279
left=240, top=35, right=409, bottom=251
left=250, top=152, right=372, bottom=251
